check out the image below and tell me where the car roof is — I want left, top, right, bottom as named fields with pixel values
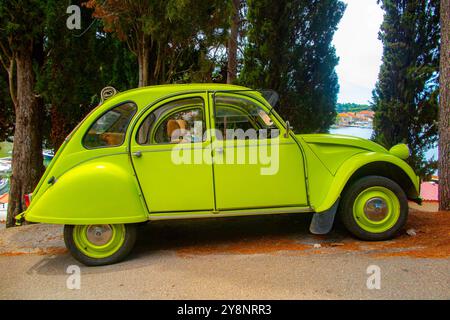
left=81, top=83, right=268, bottom=131
left=108, top=83, right=253, bottom=103
left=96, top=83, right=261, bottom=114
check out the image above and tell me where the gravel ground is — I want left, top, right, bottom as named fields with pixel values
left=0, top=205, right=449, bottom=299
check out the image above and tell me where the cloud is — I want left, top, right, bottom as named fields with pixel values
left=333, top=0, right=384, bottom=104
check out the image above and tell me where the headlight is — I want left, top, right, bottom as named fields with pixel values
left=389, top=143, right=410, bottom=160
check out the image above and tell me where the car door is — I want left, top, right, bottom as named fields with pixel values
left=211, top=92, right=308, bottom=210
left=130, top=93, right=214, bottom=213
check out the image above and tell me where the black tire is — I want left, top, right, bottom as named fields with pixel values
left=64, top=224, right=137, bottom=266
left=339, top=175, right=408, bottom=241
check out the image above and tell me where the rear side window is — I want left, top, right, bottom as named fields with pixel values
left=83, top=102, right=137, bottom=149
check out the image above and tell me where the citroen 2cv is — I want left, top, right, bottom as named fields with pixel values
left=16, top=84, right=421, bottom=266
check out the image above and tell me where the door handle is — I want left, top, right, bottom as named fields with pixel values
left=215, top=148, right=223, bottom=154
left=133, top=151, right=142, bottom=158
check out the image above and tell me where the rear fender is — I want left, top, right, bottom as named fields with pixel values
left=24, top=157, right=148, bottom=224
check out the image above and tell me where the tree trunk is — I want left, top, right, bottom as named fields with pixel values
left=6, top=48, right=44, bottom=227
left=137, top=42, right=150, bottom=87
left=50, top=105, right=69, bottom=151
left=439, top=0, right=450, bottom=211
left=227, top=0, right=240, bottom=84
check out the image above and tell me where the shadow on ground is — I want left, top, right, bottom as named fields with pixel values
left=0, top=207, right=448, bottom=276
left=20, top=213, right=351, bottom=276
left=133, top=213, right=348, bottom=256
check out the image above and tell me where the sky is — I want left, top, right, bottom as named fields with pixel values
left=332, top=0, right=384, bottom=105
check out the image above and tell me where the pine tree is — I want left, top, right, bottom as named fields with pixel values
left=227, top=0, right=241, bottom=84
left=239, top=0, right=346, bottom=133
left=85, top=0, right=229, bottom=86
left=439, top=0, right=449, bottom=210
left=37, top=0, right=138, bottom=150
left=0, top=71, right=13, bottom=141
left=372, top=0, right=441, bottom=178
left=0, top=1, right=47, bottom=227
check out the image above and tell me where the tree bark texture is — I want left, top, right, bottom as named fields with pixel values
left=439, top=0, right=450, bottom=211
left=227, top=0, right=240, bottom=84
left=6, top=47, right=44, bottom=227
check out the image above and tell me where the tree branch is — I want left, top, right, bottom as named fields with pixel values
left=0, top=52, right=8, bottom=71
left=0, top=40, right=12, bottom=61
left=8, top=55, right=18, bottom=109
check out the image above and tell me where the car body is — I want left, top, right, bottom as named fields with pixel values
left=18, top=84, right=420, bottom=265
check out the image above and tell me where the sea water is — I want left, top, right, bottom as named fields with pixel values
left=330, top=127, right=438, bottom=162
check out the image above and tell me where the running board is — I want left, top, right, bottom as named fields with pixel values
left=148, top=206, right=313, bottom=221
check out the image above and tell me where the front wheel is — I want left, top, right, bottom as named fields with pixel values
left=339, top=176, right=408, bottom=241
left=64, top=224, right=137, bottom=266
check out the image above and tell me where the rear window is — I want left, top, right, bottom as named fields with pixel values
left=82, top=102, right=137, bottom=149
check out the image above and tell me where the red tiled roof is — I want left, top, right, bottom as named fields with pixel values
left=0, top=193, right=8, bottom=204
left=358, top=110, right=374, bottom=115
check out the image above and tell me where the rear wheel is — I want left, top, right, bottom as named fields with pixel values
left=64, top=224, right=137, bottom=266
left=339, top=176, right=408, bottom=241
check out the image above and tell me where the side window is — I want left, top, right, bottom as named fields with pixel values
left=137, top=97, right=206, bottom=145
left=215, top=106, right=256, bottom=134
left=214, top=95, right=279, bottom=140
left=83, top=102, right=137, bottom=149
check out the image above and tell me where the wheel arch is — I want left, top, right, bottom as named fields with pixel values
left=343, top=161, right=419, bottom=200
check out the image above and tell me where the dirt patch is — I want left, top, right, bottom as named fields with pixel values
left=0, top=247, right=67, bottom=257
left=177, top=237, right=312, bottom=257
left=409, top=201, right=439, bottom=212
left=176, top=209, right=450, bottom=259
left=367, top=210, right=450, bottom=258
left=0, top=207, right=448, bottom=260
left=0, top=223, right=65, bottom=257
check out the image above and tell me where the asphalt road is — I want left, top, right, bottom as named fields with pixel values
left=0, top=209, right=449, bottom=299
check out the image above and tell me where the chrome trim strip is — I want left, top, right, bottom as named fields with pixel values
left=148, top=206, right=313, bottom=221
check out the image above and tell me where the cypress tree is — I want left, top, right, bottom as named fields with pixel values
left=239, top=0, right=346, bottom=133
left=372, top=0, right=440, bottom=178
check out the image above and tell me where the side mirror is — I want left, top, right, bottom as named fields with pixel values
left=284, top=121, right=293, bottom=138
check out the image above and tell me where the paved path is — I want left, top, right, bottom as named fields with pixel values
left=0, top=208, right=449, bottom=299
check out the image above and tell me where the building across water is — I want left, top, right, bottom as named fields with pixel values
left=336, top=110, right=375, bottom=128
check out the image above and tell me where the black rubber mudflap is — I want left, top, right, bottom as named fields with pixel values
left=309, top=199, right=340, bottom=235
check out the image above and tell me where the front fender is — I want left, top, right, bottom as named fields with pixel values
left=314, top=152, right=420, bottom=213
left=24, top=157, right=148, bottom=224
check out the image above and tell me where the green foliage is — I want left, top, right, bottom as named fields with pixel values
left=336, top=103, right=371, bottom=113
left=0, top=141, right=12, bottom=159
left=239, top=0, right=346, bottom=133
left=0, top=0, right=46, bottom=51
left=0, top=72, right=13, bottom=141
left=0, top=1, right=48, bottom=142
left=36, top=0, right=138, bottom=149
left=372, top=0, right=440, bottom=178
left=86, top=0, right=230, bottom=84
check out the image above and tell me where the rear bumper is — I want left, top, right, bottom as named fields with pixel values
left=14, top=211, right=26, bottom=226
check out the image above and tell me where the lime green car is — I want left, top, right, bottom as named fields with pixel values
left=18, top=84, right=420, bottom=266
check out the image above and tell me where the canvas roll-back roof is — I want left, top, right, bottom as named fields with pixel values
left=102, top=83, right=254, bottom=110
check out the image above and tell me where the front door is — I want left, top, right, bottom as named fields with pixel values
left=211, top=93, right=308, bottom=210
left=130, top=94, right=214, bottom=213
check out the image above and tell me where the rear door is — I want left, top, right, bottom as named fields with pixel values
left=130, top=93, right=214, bottom=213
